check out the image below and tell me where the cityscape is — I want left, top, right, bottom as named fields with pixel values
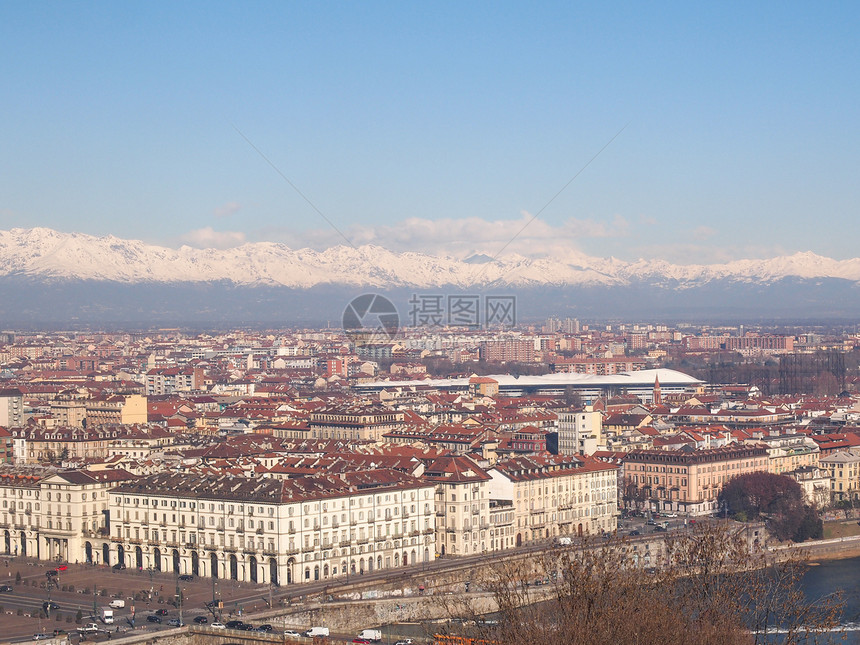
left=3, top=1, right=860, bottom=644
left=0, top=320, right=857, bottom=641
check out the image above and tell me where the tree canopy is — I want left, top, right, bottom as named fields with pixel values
left=718, top=472, right=822, bottom=542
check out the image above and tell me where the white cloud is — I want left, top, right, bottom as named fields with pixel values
left=691, top=225, right=716, bottom=241
left=259, top=213, right=630, bottom=259
left=213, top=202, right=241, bottom=218
left=181, top=227, right=246, bottom=249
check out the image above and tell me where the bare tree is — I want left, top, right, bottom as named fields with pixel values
left=439, top=523, right=842, bottom=645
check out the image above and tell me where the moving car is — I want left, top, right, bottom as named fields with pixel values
left=225, top=620, right=245, bottom=629
left=167, top=618, right=184, bottom=627
left=112, top=562, right=126, bottom=570
left=193, top=616, right=208, bottom=624
left=284, top=630, right=302, bottom=638
left=155, top=608, right=169, bottom=616
left=256, top=624, right=274, bottom=632
left=0, top=584, right=12, bottom=592
left=147, top=615, right=162, bottom=623
left=178, top=574, right=194, bottom=582
left=210, top=622, right=226, bottom=629
left=33, top=634, right=51, bottom=641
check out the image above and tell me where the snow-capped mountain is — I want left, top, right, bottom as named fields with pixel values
left=2, top=227, right=859, bottom=289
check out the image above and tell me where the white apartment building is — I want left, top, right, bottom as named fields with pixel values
left=0, top=468, right=135, bottom=563
left=422, top=455, right=491, bottom=557
left=108, top=469, right=436, bottom=585
left=488, top=455, right=619, bottom=545
left=557, top=407, right=604, bottom=455
left=0, top=388, right=24, bottom=427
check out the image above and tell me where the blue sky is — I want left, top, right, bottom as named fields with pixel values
left=1, top=1, right=858, bottom=264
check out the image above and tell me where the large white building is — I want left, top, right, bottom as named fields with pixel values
left=0, top=468, right=135, bottom=563
left=422, top=455, right=491, bottom=557
left=488, top=455, right=619, bottom=545
left=108, top=469, right=436, bottom=585
left=557, top=407, right=604, bottom=455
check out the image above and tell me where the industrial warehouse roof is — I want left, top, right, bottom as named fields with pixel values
left=355, top=368, right=701, bottom=392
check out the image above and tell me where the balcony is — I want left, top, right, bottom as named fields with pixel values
left=409, top=530, right=420, bottom=537
left=255, top=528, right=263, bottom=535
left=423, top=528, right=435, bottom=535
left=339, top=540, right=351, bottom=547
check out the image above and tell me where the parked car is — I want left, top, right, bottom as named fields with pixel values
left=112, top=562, right=126, bottom=570
left=178, top=574, right=194, bottom=582
left=630, top=530, right=641, bottom=536
left=55, top=564, right=68, bottom=571
left=284, top=630, right=302, bottom=638
left=395, top=640, right=414, bottom=645
left=193, top=616, right=208, bottom=624
left=353, top=639, right=371, bottom=644
left=146, top=615, right=162, bottom=623
left=45, top=570, right=58, bottom=578
left=155, top=608, right=169, bottom=616
left=43, top=601, right=59, bottom=611
left=0, top=584, right=12, bottom=592
left=654, top=525, right=667, bottom=532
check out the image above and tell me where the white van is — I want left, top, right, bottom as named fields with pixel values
left=305, top=627, right=330, bottom=638
left=108, top=599, right=126, bottom=609
left=358, top=629, right=382, bottom=642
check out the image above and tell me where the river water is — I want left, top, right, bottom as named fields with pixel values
left=794, top=555, right=860, bottom=642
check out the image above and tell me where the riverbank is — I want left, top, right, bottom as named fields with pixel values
left=770, top=534, right=860, bottom=563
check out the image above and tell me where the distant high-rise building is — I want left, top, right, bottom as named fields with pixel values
left=0, top=388, right=23, bottom=427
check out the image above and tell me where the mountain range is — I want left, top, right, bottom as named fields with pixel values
left=3, top=227, right=860, bottom=289
left=0, top=227, right=858, bottom=325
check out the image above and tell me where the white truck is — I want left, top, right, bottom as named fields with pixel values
left=358, top=629, right=382, bottom=642
left=305, top=626, right=330, bottom=638
left=79, top=623, right=100, bottom=633
left=101, top=607, right=114, bottom=624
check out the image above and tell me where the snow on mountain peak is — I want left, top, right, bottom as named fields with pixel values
left=0, top=227, right=858, bottom=289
